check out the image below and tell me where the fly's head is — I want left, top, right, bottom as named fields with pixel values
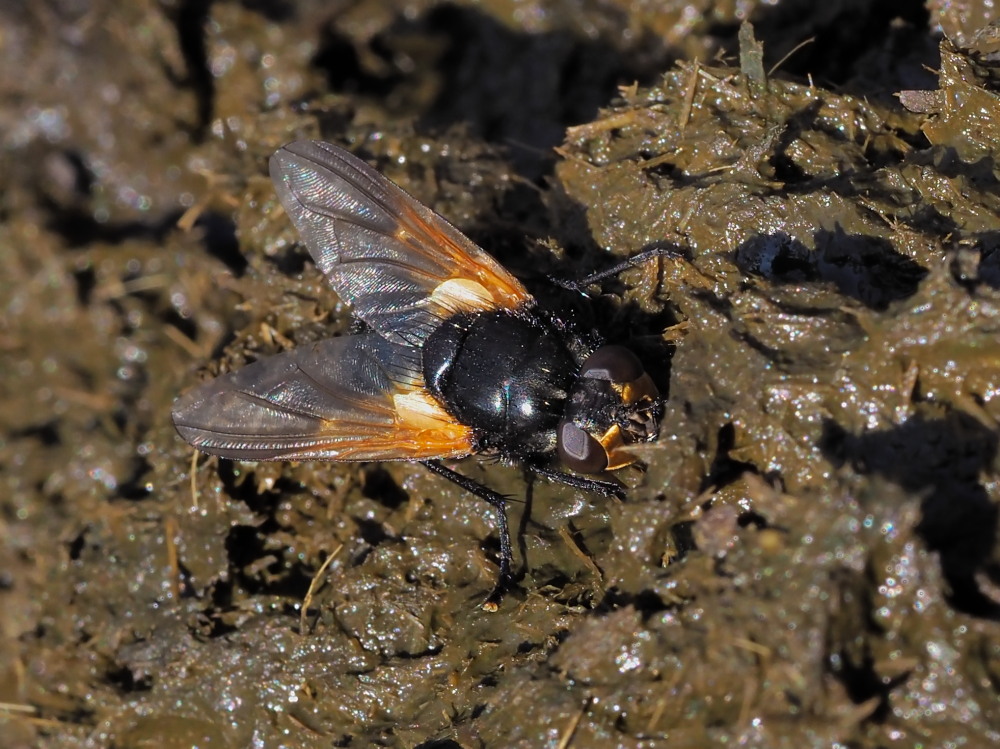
left=556, top=345, right=660, bottom=474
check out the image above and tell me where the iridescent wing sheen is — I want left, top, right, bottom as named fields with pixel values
left=269, top=140, right=533, bottom=346
left=172, top=335, right=475, bottom=462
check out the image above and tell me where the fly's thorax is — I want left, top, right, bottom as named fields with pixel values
left=422, top=309, right=578, bottom=455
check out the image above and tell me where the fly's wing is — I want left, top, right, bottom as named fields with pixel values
left=172, top=335, right=475, bottom=462
left=270, top=140, right=533, bottom=346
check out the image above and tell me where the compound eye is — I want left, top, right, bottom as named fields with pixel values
left=557, top=420, right=609, bottom=474
left=580, top=345, right=644, bottom=383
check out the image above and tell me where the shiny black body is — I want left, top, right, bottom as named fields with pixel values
left=423, top=309, right=581, bottom=458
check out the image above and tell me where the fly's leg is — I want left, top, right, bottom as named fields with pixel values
left=550, top=243, right=687, bottom=292
left=421, top=460, right=513, bottom=611
left=527, top=464, right=626, bottom=500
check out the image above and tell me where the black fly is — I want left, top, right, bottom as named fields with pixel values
left=173, top=141, right=662, bottom=608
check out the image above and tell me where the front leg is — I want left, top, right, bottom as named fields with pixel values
left=549, top=243, right=687, bottom=293
left=527, top=463, right=626, bottom=500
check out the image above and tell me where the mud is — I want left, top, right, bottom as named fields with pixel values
left=2, top=1, right=999, bottom=747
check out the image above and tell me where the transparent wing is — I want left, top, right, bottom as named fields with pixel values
left=269, top=140, right=533, bottom=346
left=172, top=335, right=475, bottom=462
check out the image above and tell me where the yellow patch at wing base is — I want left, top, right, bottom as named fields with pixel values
left=429, top=278, right=496, bottom=314
left=394, top=390, right=464, bottom=431
left=363, top=389, right=476, bottom=459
